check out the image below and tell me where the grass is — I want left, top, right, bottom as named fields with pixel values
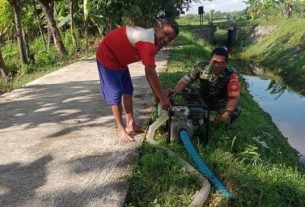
left=125, top=142, right=200, bottom=207
left=125, top=24, right=305, bottom=206
left=237, top=17, right=305, bottom=95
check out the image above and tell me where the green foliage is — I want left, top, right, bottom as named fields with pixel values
left=244, top=0, right=305, bottom=20
left=1, top=42, right=20, bottom=76
left=177, top=14, right=202, bottom=25
left=34, top=50, right=57, bottom=68
left=206, top=149, right=305, bottom=206
left=22, top=0, right=40, bottom=37
left=0, top=0, right=14, bottom=39
left=86, top=0, right=191, bottom=32
left=62, top=30, right=79, bottom=55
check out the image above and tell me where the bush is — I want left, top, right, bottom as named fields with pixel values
left=34, top=50, right=57, bottom=68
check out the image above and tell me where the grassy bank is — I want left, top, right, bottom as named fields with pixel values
left=237, top=17, right=305, bottom=95
left=125, top=24, right=305, bottom=206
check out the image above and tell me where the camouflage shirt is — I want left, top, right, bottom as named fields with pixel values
left=181, top=62, right=240, bottom=112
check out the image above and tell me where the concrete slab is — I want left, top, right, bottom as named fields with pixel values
left=0, top=51, right=169, bottom=207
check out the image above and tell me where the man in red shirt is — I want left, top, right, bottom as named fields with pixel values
left=96, top=18, right=179, bottom=142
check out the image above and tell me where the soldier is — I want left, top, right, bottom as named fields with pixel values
left=170, top=47, right=241, bottom=124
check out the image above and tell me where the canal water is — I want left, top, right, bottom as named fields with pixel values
left=243, top=75, right=305, bottom=164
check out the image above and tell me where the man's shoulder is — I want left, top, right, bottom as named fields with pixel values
left=127, top=26, right=155, bottom=45
left=108, top=26, right=126, bottom=35
left=226, top=66, right=238, bottom=74
left=226, top=66, right=240, bottom=82
left=195, top=61, right=208, bottom=70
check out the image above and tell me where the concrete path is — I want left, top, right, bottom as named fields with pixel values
left=0, top=52, right=169, bottom=207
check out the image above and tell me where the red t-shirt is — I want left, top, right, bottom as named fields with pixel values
left=96, top=26, right=158, bottom=70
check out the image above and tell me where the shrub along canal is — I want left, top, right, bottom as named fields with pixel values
left=242, top=72, right=305, bottom=164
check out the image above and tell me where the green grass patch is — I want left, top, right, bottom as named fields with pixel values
left=125, top=142, right=200, bottom=207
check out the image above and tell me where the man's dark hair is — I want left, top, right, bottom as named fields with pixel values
left=159, top=17, right=179, bottom=35
left=210, top=47, right=229, bottom=62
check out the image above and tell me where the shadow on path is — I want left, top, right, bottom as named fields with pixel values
left=0, top=155, right=53, bottom=207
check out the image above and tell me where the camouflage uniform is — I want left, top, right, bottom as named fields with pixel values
left=181, top=62, right=240, bottom=114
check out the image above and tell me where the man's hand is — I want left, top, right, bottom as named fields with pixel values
left=159, top=95, right=171, bottom=111
left=219, top=111, right=231, bottom=123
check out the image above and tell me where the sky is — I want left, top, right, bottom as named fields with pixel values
left=185, top=0, right=248, bottom=14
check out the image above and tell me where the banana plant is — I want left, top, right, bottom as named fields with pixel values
left=244, top=0, right=262, bottom=19
left=276, top=0, right=295, bottom=18
left=260, top=0, right=277, bottom=20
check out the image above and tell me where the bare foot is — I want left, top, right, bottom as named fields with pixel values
left=126, top=124, right=145, bottom=134
left=117, top=128, right=135, bottom=143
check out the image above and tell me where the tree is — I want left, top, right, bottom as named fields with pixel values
left=83, top=0, right=90, bottom=48
left=0, top=48, right=9, bottom=80
left=301, top=0, right=305, bottom=17
left=283, top=0, right=294, bottom=18
left=8, top=0, right=29, bottom=64
left=69, top=0, right=77, bottom=48
left=32, top=0, right=47, bottom=51
left=84, top=0, right=193, bottom=36
left=275, top=0, right=294, bottom=18
left=47, top=0, right=54, bottom=50
left=36, top=0, right=67, bottom=55
left=260, top=0, right=276, bottom=20
left=245, top=0, right=262, bottom=19
left=128, top=0, right=192, bottom=26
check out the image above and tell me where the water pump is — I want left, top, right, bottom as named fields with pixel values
left=146, top=93, right=209, bottom=142
left=168, top=93, right=209, bottom=142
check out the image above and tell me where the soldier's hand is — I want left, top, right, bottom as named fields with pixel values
left=164, top=88, right=176, bottom=97
left=219, top=112, right=231, bottom=124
